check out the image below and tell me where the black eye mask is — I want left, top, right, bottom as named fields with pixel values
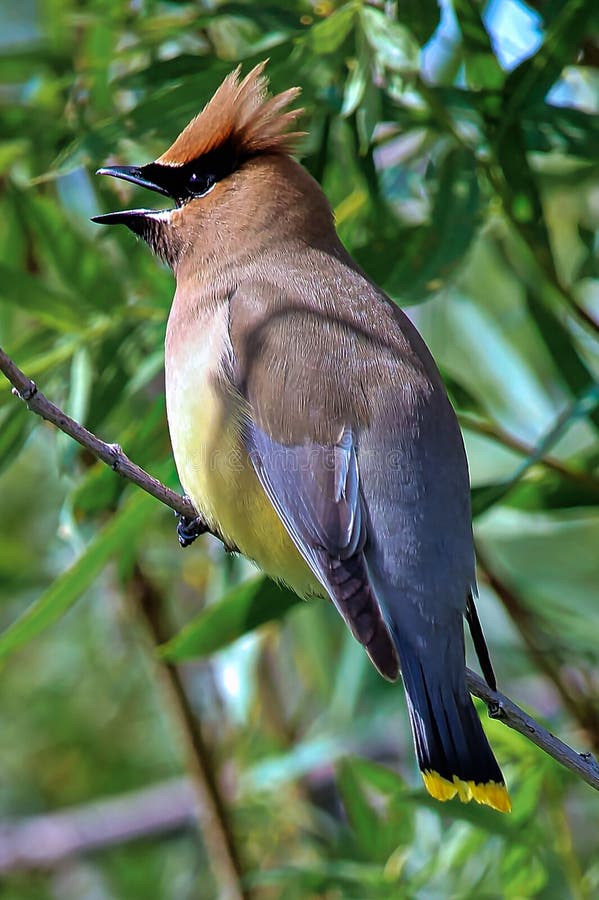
left=140, top=142, right=238, bottom=206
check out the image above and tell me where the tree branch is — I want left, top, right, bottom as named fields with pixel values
left=459, top=412, right=599, bottom=496
left=466, top=669, right=599, bottom=792
left=1, top=346, right=598, bottom=796
left=0, top=343, right=247, bottom=896
left=130, top=566, right=248, bottom=900
left=413, top=75, right=599, bottom=342
left=0, top=695, right=596, bottom=876
left=0, top=344, right=198, bottom=522
left=476, top=544, right=599, bottom=752
left=0, top=777, right=195, bottom=873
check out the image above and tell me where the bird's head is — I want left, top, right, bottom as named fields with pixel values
left=92, top=63, right=321, bottom=270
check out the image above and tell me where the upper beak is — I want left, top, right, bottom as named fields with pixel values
left=95, top=165, right=169, bottom=195
left=91, top=165, right=170, bottom=225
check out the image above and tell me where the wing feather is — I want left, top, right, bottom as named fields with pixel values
left=245, top=421, right=399, bottom=679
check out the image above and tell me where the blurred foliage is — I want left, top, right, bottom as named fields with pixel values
left=0, top=0, right=598, bottom=897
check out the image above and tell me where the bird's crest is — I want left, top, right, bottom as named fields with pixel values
left=157, top=62, right=304, bottom=166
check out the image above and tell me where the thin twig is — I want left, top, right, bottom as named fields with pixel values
left=0, top=344, right=245, bottom=894
left=483, top=163, right=599, bottom=339
left=413, top=76, right=599, bottom=340
left=476, top=545, right=599, bottom=752
left=466, top=669, right=599, bottom=791
left=1, top=347, right=598, bottom=795
left=1, top=688, right=598, bottom=877
left=131, top=566, right=249, bottom=900
left=0, top=777, right=195, bottom=873
left=0, top=344, right=197, bottom=521
left=459, top=412, right=599, bottom=495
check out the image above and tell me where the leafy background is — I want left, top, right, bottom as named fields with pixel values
left=0, top=0, right=598, bottom=897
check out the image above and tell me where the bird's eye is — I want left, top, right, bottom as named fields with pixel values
left=186, top=171, right=216, bottom=197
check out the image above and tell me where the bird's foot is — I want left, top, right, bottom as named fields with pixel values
left=487, top=700, right=503, bottom=720
left=177, top=514, right=209, bottom=548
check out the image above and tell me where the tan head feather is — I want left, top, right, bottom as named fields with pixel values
left=156, top=62, right=304, bottom=166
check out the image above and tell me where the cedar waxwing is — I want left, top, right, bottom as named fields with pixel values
left=93, top=63, right=510, bottom=812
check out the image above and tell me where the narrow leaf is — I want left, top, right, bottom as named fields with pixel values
left=502, top=0, right=595, bottom=120
left=159, top=575, right=302, bottom=661
left=0, top=404, right=33, bottom=475
left=308, top=3, right=357, bottom=55
left=0, top=492, right=153, bottom=666
left=454, top=0, right=505, bottom=91
left=360, top=7, right=420, bottom=73
left=0, top=263, right=80, bottom=332
left=336, top=758, right=382, bottom=860
left=356, top=146, right=481, bottom=303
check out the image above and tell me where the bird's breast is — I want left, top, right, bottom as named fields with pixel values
left=165, top=303, right=233, bottom=527
left=164, top=300, right=315, bottom=596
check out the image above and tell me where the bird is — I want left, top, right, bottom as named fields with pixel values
left=93, top=62, right=510, bottom=813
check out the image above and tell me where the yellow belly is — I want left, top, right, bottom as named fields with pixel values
left=165, top=317, right=317, bottom=598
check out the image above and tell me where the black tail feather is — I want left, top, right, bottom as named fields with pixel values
left=466, top=592, right=496, bottom=691
left=398, top=639, right=509, bottom=810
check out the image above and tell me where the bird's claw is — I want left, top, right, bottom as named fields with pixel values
left=488, top=701, right=503, bottom=719
left=177, top=514, right=208, bottom=548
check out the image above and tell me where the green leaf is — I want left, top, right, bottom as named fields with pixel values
left=337, top=758, right=385, bottom=860
left=502, top=0, right=596, bottom=119
left=0, top=262, right=80, bottom=333
left=360, top=7, right=420, bottom=73
left=524, top=290, right=599, bottom=433
left=159, top=574, right=302, bottom=661
left=454, top=0, right=505, bottom=91
left=400, top=789, right=522, bottom=836
left=56, top=347, right=94, bottom=470
left=245, top=733, right=348, bottom=794
left=355, top=70, right=383, bottom=154
left=206, top=4, right=303, bottom=40
left=342, top=49, right=369, bottom=118
left=397, top=0, right=440, bottom=45
left=308, top=3, right=357, bottom=55
left=246, top=860, right=393, bottom=892
left=356, top=146, right=481, bottom=303
left=69, top=460, right=122, bottom=515
left=67, top=346, right=93, bottom=428
left=495, top=118, right=557, bottom=278
left=0, top=139, right=30, bottom=174
left=0, top=404, right=33, bottom=475
left=523, top=104, right=599, bottom=160
left=337, top=756, right=414, bottom=863
left=471, top=383, right=599, bottom=516
left=0, top=491, right=153, bottom=666
left=501, top=844, right=548, bottom=895
left=345, top=756, right=407, bottom=797
left=500, top=473, right=599, bottom=513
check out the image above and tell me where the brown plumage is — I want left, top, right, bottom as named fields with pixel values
left=157, top=62, right=304, bottom=164
left=93, top=63, right=511, bottom=812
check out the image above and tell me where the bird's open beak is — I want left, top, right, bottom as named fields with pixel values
left=92, top=165, right=170, bottom=225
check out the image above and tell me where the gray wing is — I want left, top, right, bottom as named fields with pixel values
left=245, top=421, right=399, bottom=679
left=357, top=387, right=476, bottom=630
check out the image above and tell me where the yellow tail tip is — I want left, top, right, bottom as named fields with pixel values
left=422, top=770, right=512, bottom=813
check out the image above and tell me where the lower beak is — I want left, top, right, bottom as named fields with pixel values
left=91, top=208, right=156, bottom=225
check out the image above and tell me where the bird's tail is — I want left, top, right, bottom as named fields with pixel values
left=398, top=639, right=511, bottom=813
